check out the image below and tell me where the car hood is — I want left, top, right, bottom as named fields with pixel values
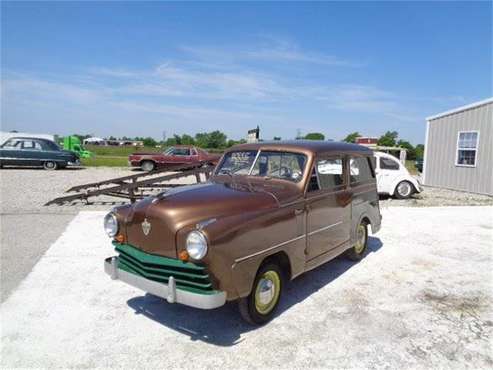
left=120, top=180, right=299, bottom=257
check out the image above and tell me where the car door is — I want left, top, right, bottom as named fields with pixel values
left=20, top=139, right=46, bottom=166
left=375, top=154, right=401, bottom=194
left=0, top=138, right=23, bottom=165
left=172, top=147, right=191, bottom=164
left=305, top=156, right=351, bottom=261
left=189, top=147, right=200, bottom=164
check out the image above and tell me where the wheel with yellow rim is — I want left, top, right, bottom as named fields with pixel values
left=239, top=263, right=284, bottom=325
left=345, top=221, right=368, bottom=261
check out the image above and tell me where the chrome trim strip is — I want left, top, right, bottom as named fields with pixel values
left=104, top=257, right=226, bottom=309
left=0, top=157, right=67, bottom=161
left=307, top=221, right=343, bottom=236
left=235, top=234, right=305, bottom=263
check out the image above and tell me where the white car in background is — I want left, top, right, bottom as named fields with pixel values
left=374, top=151, right=422, bottom=199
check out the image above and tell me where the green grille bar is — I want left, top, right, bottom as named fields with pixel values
left=112, top=242, right=216, bottom=295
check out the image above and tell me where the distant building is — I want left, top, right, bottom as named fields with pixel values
left=356, top=136, right=407, bottom=164
left=83, top=137, right=144, bottom=146
left=247, top=126, right=260, bottom=143
left=423, top=98, right=493, bottom=195
left=356, top=137, right=378, bottom=147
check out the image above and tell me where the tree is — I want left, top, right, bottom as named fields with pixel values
left=342, top=132, right=360, bottom=143
left=304, top=132, right=325, bottom=140
left=143, top=137, right=158, bottom=147
left=397, top=139, right=416, bottom=160
left=165, top=137, right=177, bottom=146
left=194, top=132, right=210, bottom=148
left=273, top=136, right=281, bottom=141
left=207, top=130, right=227, bottom=148
left=181, top=134, right=195, bottom=145
left=377, top=131, right=398, bottom=147
left=415, top=144, right=424, bottom=159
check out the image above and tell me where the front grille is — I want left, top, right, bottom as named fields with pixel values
left=113, top=242, right=215, bottom=294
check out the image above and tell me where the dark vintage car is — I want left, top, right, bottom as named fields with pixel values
left=128, top=145, right=221, bottom=171
left=0, top=137, right=79, bottom=170
left=104, top=141, right=382, bottom=324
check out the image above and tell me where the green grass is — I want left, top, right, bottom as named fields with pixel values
left=85, top=145, right=161, bottom=156
left=81, top=156, right=129, bottom=167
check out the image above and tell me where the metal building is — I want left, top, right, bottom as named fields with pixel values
left=423, top=98, right=493, bottom=195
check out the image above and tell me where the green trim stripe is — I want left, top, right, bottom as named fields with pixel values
left=112, top=242, right=216, bottom=295
left=113, top=242, right=205, bottom=271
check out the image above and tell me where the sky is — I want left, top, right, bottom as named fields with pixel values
left=1, top=1, right=491, bottom=144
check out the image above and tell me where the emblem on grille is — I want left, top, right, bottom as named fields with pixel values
left=141, top=218, right=151, bottom=236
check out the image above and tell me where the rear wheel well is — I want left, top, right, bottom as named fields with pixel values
left=360, top=216, right=370, bottom=227
left=261, top=251, right=292, bottom=281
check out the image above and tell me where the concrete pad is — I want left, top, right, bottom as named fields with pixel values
left=1, top=207, right=492, bottom=368
left=0, top=212, right=76, bottom=302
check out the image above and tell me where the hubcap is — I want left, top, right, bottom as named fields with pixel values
left=397, top=182, right=411, bottom=197
left=354, top=224, right=367, bottom=254
left=46, top=162, right=55, bottom=169
left=254, top=270, right=281, bottom=315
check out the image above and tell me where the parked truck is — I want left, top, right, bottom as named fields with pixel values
left=59, top=136, right=93, bottom=159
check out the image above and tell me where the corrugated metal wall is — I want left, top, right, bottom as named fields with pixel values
left=424, top=102, right=493, bottom=195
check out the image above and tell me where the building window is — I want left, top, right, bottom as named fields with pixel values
left=456, top=131, right=479, bottom=167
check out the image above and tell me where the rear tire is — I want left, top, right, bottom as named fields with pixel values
left=141, top=160, right=156, bottom=172
left=43, top=161, right=58, bottom=170
left=345, top=221, right=368, bottom=261
left=239, top=262, right=284, bottom=325
left=395, top=181, right=413, bottom=199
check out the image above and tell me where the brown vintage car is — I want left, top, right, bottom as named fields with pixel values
left=104, top=141, right=382, bottom=324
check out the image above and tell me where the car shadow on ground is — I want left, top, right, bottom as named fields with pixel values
left=126, top=236, right=383, bottom=347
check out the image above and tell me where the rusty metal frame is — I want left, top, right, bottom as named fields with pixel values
left=45, top=162, right=214, bottom=206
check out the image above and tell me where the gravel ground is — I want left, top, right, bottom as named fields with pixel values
left=1, top=207, right=492, bottom=369
left=0, top=167, right=198, bottom=302
left=380, top=186, right=493, bottom=207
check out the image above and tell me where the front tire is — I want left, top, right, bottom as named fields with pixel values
left=239, top=262, right=284, bottom=325
left=345, top=221, right=368, bottom=261
left=141, top=160, right=156, bottom=172
left=395, top=181, right=413, bottom=199
left=43, top=161, right=58, bottom=170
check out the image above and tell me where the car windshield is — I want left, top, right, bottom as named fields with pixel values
left=217, top=150, right=307, bottom=183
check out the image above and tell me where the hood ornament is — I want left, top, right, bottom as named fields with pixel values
left=141, top=218, right=151, bottom=236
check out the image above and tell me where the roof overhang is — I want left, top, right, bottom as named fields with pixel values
left=426, top=97, right=493, bottom=122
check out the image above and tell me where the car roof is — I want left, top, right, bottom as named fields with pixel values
left=6, top=137, right=54, bottom=142
left=231, top=140, right=373, bottom=156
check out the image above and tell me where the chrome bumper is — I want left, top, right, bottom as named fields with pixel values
left=104, top=257, right=226, bottom=309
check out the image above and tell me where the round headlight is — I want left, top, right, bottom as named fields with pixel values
left=186, top=230, right=208, bottom=260
left=104, top=212, right=118, bottom=238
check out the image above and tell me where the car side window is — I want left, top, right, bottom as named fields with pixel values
left=1, top=139, right=21, bottom=149
left=380, top=157, right=400, bottom=170
left=316, top=158, right=344, bottom=190
left=21, top=140, right=40, bottom=150
left=173, top=148, right=190, bottom=156
left=350, top=157, right=374, bottom=185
